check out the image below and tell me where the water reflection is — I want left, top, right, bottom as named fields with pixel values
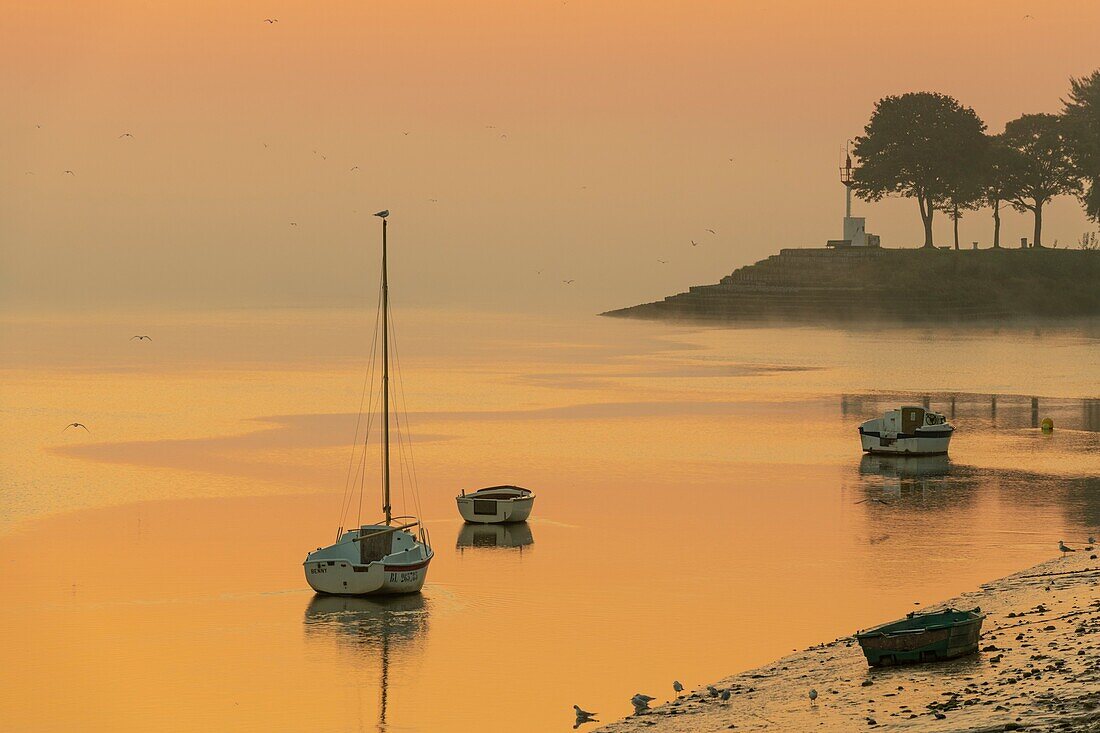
left=456, top=522, right=535, bottom=553
left=854, top=454, right=979, bottom=510
left=303, top=594, right=429, bottom=732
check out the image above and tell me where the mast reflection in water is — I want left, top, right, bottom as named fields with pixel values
left=303, top=594, right=429, bottom=732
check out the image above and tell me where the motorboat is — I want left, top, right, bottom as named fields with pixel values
left=858, top=406, right=954, bottom=456
left=455, top=485, right=535, bottom=524
left=303, top=211, right=433, bottom=596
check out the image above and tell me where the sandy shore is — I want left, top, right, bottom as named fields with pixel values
left=595, top=550, right=1100, bottom=732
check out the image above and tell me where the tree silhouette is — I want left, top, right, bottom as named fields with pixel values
left=852, top=93, right=986, bottom=248
left=1001, top=113, right=1082, bottom=248
left=980, top=135, right=1020, bottom=249
left=1062, top=70, right=1100, bottom=222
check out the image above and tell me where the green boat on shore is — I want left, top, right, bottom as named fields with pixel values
left=856, top=607, right=985, bottom=667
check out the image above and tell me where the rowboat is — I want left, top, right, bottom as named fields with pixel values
left=856, top=607, right=985, bottom=667
left=455, top=485, right=535, bottom=524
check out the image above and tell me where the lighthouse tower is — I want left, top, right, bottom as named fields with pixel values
left=828, top=147, right=880, bottom=248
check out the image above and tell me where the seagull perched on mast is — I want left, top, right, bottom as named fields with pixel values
left=374, top=210, right=389, bottom=218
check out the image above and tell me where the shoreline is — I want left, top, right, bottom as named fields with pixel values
left=594, top=551, right=1100, bottom=732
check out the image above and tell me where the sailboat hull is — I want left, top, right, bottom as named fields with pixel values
left=304, top=553, right=432, bottom=596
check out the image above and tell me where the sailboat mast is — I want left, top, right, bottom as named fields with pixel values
left=381, top=216, right=392, bottom=525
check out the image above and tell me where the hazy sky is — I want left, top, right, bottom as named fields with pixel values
left=3, top=0, right=1098, bottom=314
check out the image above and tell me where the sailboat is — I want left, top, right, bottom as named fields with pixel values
left=303, top=210, right=434, bottom=596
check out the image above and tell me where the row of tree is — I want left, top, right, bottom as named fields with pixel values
left=852, top=70, right=1100, bottom=248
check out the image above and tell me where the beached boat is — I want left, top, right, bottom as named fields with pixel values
left=856, top=607, right=985, bottom=667
left=858, top=406, right=954, bottom=456
left=455, top=485, right=535, bottom=524
left=303, top=211, right=433, bottom=596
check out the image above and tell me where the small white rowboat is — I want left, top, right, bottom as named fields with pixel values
left=456, top=485, right=535, bottom=524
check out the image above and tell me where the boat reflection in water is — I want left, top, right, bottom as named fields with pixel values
left=455, top=521, right=534, bottom=553
left=855, top=454, right=980, bottom=511
left=303, top=594, right=429, bottom=731
left=859, top=453, right=952, bottom=479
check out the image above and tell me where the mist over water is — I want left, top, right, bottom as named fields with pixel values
left=1, top=309, right=1097, bottom=731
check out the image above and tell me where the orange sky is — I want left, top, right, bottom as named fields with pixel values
left=3, top=0, right=1099, bottom=313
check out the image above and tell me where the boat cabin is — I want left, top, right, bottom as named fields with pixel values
left=881, top=406, right=946, bottom=434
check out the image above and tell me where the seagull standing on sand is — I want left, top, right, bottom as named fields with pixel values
left=64, top=423, right=89, bottom=432
left=706, top=685, right=720, bottom=697
left=809, top=688, right=818, bottom=705
left=673, top=680, right=683, bottom=694
left=1089, top=535, right=1096, bottom=544
left=720, top=689, right=731, bottom=702
left=631, top=694, right=655, bottom=714
left=1059, top=540, right=1076, bottom=556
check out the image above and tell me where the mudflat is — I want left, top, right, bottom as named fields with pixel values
left=596, top=551, right=1100, bottom=732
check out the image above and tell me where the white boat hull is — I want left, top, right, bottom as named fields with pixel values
left=456, top=495, right=534, bottom=524
left=859, top=428, right=953, bottom=456
left=304, top=553, right=431, bottom=595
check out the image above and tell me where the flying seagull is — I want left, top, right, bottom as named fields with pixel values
left=289, top=222, right=298, bottom=227
left=64, top=423, right=89, bottom=432
left=349, top=166, right=359, bottom=172
left=673, top=680, right=683, bottom=694
left=657, top=259, right=668, bottom=264
left=809, top=688, right=818, bottom=705
left=1059, top=540, right=1076, bottom=556
left=854, top=497, right=890, bottom=505
left=705, top=228, right=716, bottom=234
left=562, top=279, right=574, bottom=285
left=374, top=210, right=389, bottom=218
left=130, top=335, right=152, bottom=341
left=63, top=170, right=75, bottom=175
left=691, top=240, right=699, bottom=247
left=118, top=132, right=133, bottom=139
left=264, top=18, right=278, bottom=23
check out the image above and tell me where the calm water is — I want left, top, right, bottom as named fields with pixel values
left=1, top=310, right=1098, bottom=732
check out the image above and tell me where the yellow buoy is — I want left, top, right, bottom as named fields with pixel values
left=1041, top=418, right=1054, bottom=432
